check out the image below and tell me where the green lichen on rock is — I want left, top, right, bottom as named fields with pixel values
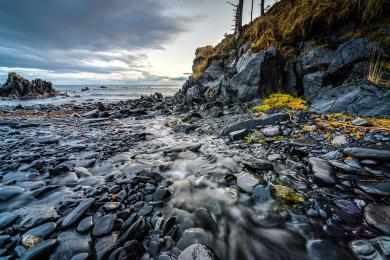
left=272, top=185, right=304, bottom=204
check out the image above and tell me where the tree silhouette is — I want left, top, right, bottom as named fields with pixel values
left=251, top=0, right=254, bottom=22
left=227, top=0, right=244, bottom=38
left=260, top=0, right=265, bottom=15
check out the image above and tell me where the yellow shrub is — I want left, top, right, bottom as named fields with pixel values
left=252, top=94, right=308, bottom=112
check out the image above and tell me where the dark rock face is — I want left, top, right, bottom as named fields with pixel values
left=0, top=72, right=58, bottom=99
left=303, top=72, right=326, bottom=103
left=229, top=47, right=284, bottom=101
left=299, top=47, right=334, bottom=74
left=178, top=36, right=389, bottom=119
left=198, top=61, right=225, bottom=90
left=326, top=38, right=378, bottom=79
left=186, top=85, right=206, bottom=104
left=309, top=81, right=390, bottom=118
left=180, top=46, right=284, bottom=104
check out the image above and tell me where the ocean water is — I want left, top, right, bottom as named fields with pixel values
left=0, top=85, right=180, bottom=106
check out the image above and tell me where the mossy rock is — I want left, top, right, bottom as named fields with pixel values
left=272, top=185, right=304, bottom=204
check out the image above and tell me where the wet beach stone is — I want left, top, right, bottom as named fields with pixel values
left=21, top=222, right=57, bottom=248
left=94, top=233, right=119, bottom=260
left=77, top=216, right=94, bottom=233
left=178, top=244, right=218, bottom=260
left=307, top=239, right=355, bottom=260
left=228, top=129, right=248, bottom=141
left=60, top=198, right=95, bottom=228
left=252, top=185, right=272, bottom=202
left=102, top=202, right=121, bottom=212
left=343, top=147, right=390, bottom=160
left=237, top=173, right=261, bottom=193
left=0, top=186, right=25, bottom=201
left=50, top=230, right=92, bottom=260
left=176, top=228, right=213, bottom=250
left=17, top=204, right=59, bottom=229
left=349, top=237, right=390, bottom=259
left=364, top=204, right=390, bottom=235
left=20, top=239, right=58, bottom=260
left=0, top=213, right=19, bottom=229
left=309, top=157, right=336, bottom=186
left=357, top=181, right=390, bottom=196
left=92, top=213, right=116, bottom=237
left=118, top=218, right=149, bottom=245
left=70, top=253, right=89, bottom=260
left=261, top=125, right=281, bottom=137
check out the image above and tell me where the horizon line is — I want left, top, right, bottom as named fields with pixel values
left=54, top=84, right=181, bottom=86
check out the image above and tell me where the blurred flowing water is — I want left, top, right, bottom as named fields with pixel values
left=119, top=117, right=315, bottom=259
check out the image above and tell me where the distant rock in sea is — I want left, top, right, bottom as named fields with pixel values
left=0, top=72, right=58, bottom=99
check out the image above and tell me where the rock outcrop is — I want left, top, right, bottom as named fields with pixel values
left=309, top=80, right=390, bottom=118
left=178, top=35, right=390, bottom=118
left=0, top=72, right=58, bottom=99
left=178, top=46, right=285, bottom=104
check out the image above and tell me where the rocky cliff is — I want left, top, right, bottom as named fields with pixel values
left=0, top=72, right=58, bottom=99
left=176, top=0, right=390, bottom=118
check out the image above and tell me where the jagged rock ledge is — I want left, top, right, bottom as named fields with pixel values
left=0, top=72, right=59, bottom=99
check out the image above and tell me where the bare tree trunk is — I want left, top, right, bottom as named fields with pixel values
left=235, top=0, right=244, bottom=38
left=251, top=0, right=254, bottom=22
left=260, top=0, right=265, bottom=16
left=227, top=0, right=244, bottom=39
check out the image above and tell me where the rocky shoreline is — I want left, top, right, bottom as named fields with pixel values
left=0, top=93, right=389, bottom=259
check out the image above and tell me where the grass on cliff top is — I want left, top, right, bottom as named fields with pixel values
left=243, top=0, right=387, bottom=54
left=192, top=0, right=388, bottom=78
left=192, top=35, right=237, bottom=79
left=252, top=94, right=308, bottom=112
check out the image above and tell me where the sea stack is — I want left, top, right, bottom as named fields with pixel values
left=0, top=72, right=58, bottom=99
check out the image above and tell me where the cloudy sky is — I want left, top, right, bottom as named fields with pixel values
left=0, top=0, right=265, bottom=85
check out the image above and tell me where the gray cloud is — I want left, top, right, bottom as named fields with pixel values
left=0, top=0, right=189, bottom=51
left=0, top=0, right=193, bottom=81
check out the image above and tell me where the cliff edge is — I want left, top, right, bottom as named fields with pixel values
left=176, top=0, right=390, bottom=118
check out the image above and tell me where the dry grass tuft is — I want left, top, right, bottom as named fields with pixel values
left=193, top=0, right=387, bottom=77
left=366, top=45, right=390, bottom=87
left=242, top=0, right=386, bottom=54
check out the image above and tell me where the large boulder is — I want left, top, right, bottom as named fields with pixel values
left=186, top=85, right=205, bottom=103
left=181, top=77, right=199, bottom=96
left=228, top=47, right=284, bottom=102
left=310, top=80, right=390, bottom=118
left=284, top=58, right=300, bottom=97
left=326, top=38, right=378, bottom=80
left=298, top=47, right=334, bottom=74
left=0, top=72, right=58, bottom=99
left=303, top=72, right=327, bottom=103
left=198, top=60, right=225, bottom=89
